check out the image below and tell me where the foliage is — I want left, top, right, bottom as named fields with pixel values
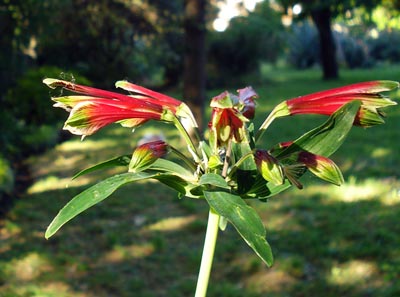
left=367, top=29, right=400, bottom=63
left=4, top=66, right=90, bottom=126
left=0, top=156, right=14, bottom=196
left=287, top=21, right=319, bottom=69
left=207, top=4, right=284, bottom=87
left=336, top=32, right=371, bottom=69
left=1, top=0, right=184, bottom=88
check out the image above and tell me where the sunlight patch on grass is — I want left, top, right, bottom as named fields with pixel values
left=142, top=215, right=198, bottom=232
left=296, top=178, right=400, bottom=205
left=332, top=178, right=399, bottom=204
left=328, top=260, right=378, bottom=286
left=27, top=175, right=92, bottom=194
left=371, top=147, right=391, bottom=158
left=57, top=138, right=121, bottom=152
left=244, top=266, right=297, bottom=294
left=101, top=243, right=155, bottom=263
left=4, top=252, right=53, bottom=282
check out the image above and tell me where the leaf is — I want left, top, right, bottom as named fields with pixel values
left=149, top=159, right=195, bottom=181
left=154, top=174, right=199, bottom=198
left=72, top=155, right=130, bottom=179
left=199, top=173, right=229, bottom=189
left=45, top=172, right=156, bottom=239
left=204, top=191, right=273, bottom=266
left=276, top=100, right=361, bottom=158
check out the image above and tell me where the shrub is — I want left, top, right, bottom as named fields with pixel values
left=1, top=66, right=90, bottom=159
left=337, top=33, right=371, bottom=68
left=367, top=30, right=400, bottom=63
left=0, top=156, right=14, bottom=196
left=287, top=21, right=320, bottom=69
left=207, top=5, right=284, bottom=87
left=3, top=66, right=91, bottom=126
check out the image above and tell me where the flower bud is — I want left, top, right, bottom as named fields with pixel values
left=297, top=151, right=344, bottom=186
left=129, top=140, right=169, bottom=173
left=254, top=150, right=284, bottom=186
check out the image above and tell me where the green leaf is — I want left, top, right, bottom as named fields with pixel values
left=45, top=172, right=156, bottom=239
left=154, top=174, right=199, bottom=198
left=72, top=155, right=130, bottom=179
left=149, top=159, right=195, bottom=181
left=204, top=191, right=273, bottom=266
left=199, top=173, right=229, bottom=189
left=276, top=101, right=361, bottom=158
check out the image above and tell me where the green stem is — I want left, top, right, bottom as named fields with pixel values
left=172, top=115, right=201, bottom=162
left=195, top=139, right=232, bottom=296
left=194, top=209, right=220, bottom=297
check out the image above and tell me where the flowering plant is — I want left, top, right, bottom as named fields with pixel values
left=43, top=78, right=398, bottom=296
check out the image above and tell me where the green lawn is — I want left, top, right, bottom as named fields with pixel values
left=1, top=65, right=399, bottom=296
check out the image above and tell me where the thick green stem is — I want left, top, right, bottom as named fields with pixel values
left=195, top=139, right=232, bottom=296
left=194, top=209, right=220, bottom=297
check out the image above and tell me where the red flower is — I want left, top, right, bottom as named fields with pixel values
left=208, top=87, right=258, bottom=149
left=43, top=79, right=184, bottom=137
left=272, top=81, right=398, bottom=127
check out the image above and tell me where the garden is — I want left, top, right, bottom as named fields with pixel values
left=1, top=1, right=400, bottom=296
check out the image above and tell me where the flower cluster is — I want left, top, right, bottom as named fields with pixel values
left=44, top=78, right=398, bottom=273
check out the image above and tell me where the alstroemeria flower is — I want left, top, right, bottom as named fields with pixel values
left=209, top=88, right=258, bottom=149
left=43, top=78, right=189, bottom=137
left=129, top=140, right=169, bottom=173
left=268, top=81, right=398, bottom=127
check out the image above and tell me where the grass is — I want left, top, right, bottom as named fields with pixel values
left=1, top=65, right=400, bottom=296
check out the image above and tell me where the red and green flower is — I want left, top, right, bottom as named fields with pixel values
left=43, top=78, right=193, bottom=137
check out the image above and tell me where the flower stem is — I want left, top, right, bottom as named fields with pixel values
left=195, top=139, right=232, bottom=296
left=194, top=209, right=220, bottom=297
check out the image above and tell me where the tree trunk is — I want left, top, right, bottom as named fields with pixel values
left=183, top=0, right=206, bottom=132
left=311, top=8, right=339, bottom=80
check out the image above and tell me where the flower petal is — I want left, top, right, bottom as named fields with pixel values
left=64, top=101, right=161, bottom=136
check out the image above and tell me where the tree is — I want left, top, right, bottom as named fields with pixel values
left=280, top=0, right=386, bottom=79
left=183, top=0, right=207, bottom=132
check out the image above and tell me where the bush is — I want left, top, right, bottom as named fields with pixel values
left=367, top=30, right=400, bottom=63
left=287, top=21, right=320, bottom=69
left=1, top=65, right=90, bottom=159
left=0, top=156, right=14, bottom=196
left=207, top=4, right=284, bottom=87
left=3, top=66, right=91, bottom=126
left=337, top=33, right=371, bottom=68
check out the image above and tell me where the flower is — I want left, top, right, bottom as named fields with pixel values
left=269, top=81, right=398, bottom=127
left=208, top=87, right=258, bottom=149
left=43, top=79, right=187, bottom=137
left=129, top=140, right=169, bottom=173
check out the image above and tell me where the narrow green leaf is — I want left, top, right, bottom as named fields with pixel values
left=45, top=172, right=156, bottom=239
left=204, top=191, right=273, bottom=266
left=276, top=100, right=361, bottom=158
left=72, top=155, right=130, bottom=179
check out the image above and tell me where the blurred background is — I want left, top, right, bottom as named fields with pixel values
left=1, top=0, right=400, bottom=296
